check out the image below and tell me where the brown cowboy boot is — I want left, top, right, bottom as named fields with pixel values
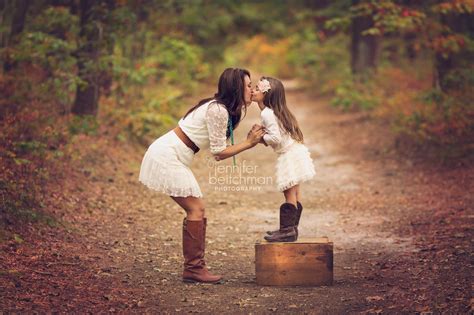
left=182, top=218, right=222, bottom=283
left=266, top=202, right=303, bottom=236
left=264, top=203, right=298, bottom=242
left=202, top=217, right=207, bottom=267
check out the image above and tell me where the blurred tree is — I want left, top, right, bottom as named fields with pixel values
left=432, top=2, right=474, bottom=91
left=72, top=0, right=115, bottom=116
left=350, top=0, right=378, bottom=76
left=3, top=0, right=30, bottom=72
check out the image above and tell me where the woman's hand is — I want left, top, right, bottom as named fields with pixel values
left=247, top=124, right=265, bottom=147
left=213, top=124, right=265, bottom=161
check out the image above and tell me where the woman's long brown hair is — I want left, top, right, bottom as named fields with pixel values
left=183, top=68, right=250, bottom=138
left=262, top=76, right=304, bottom=142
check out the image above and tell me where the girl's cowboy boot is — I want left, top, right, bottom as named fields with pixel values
left=182, top=219, right=222, bottom=283
left=264, top=203, right=298, bottom=242
left=266, top=202, right=303, bottom=236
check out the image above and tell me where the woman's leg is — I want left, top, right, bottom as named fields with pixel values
left=171, top=196, right=205, bottom=220
left=170, top=196, right=222, bottom=283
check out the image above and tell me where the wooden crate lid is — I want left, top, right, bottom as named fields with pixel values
left=255, top=237, right=332, bottom=246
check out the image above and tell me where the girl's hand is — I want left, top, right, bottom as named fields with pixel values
left=247, top=124, right=265, bottom=147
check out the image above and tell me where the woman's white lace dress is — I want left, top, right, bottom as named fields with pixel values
left=139, top=100, right=229, bottom=198
left=260, top=107, right=315, bottom=192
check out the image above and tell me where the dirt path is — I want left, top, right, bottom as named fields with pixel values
left=1, top=82, right=472, bottom=313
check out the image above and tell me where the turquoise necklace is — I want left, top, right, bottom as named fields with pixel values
left=228, top=117, right=236, bottom=166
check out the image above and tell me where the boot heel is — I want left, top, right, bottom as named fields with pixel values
left=183, top=276, right=223, bottom=284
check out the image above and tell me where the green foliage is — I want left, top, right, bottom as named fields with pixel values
left=109, top=33, right=210, bottom=143
left=331, top=79, right=381, bottom=110
left=2, top=6, right=81, bottom=109
left=325, top=1, right=426, bottom=35
left=287, top=33, right=350, bottom=94
left=432, top=1, right=474, bottom=14
left=128, top=109, right=176, bottom=145
left=68, top=116, right=99, bottom=136
left=154, top=37, right=210, bottom=90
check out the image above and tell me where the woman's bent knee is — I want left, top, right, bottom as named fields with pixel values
left=187, top=206, right=205, bottom=220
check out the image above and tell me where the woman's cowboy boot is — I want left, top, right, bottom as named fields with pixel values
left=202, top=217, right=207, bottom=267
left=182, top=219, right=222, bottom=283
left=266, top=202, right=303, bottom=236
left=264, top=203, right=298, bottom=242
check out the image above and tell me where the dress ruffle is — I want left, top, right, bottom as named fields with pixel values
left=276, top=143, right=315, bottom=191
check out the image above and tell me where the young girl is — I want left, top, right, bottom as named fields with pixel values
left=252, top=77, right=315, bottom=242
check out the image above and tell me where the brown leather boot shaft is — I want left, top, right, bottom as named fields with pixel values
left=279, top=203, right=298, bottom=229
left=264, top=203, right=298, bottom=242
left=182, top=219, right=204, bottom=269
left=266, top=202, right=302, bottom=235
left=182, top=218, right=222, bottom=283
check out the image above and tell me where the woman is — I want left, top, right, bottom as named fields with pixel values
left=139, top=68, right=264, bottom=283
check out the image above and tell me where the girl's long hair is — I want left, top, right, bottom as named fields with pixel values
left=183, top=68, right=250, bottom=138
left=262, top=76, right=304, bottom=142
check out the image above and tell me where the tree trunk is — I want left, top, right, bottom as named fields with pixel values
left=434, top=12, right=473, bottom=91
left=97, top=0, right=114, bottom=97
left=0, top=0, right=7, bottom=49
left=72, top=0, right=100, bottom=116
left=350, top=0, right=378, bottom=78
left=404, top=33, right=417, bottom=62
left=3, top=0, right=29, bottom=72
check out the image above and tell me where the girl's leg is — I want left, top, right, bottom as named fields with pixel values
left=266, top=186, right=298, bottom=235
left=295, top=184, right=301, bottom=204
left=265, top=186, right=299, bottom=242
left=283, top=185, right=298, bottom=207
left=294, top=185, right=303, bottom=236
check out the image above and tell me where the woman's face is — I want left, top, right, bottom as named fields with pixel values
left=243, top=75, right=252, bottom=106
left=251, top=83, right=265, bottom=103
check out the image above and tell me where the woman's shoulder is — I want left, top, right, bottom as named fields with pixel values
left=206, top=100, right=228, bottom=114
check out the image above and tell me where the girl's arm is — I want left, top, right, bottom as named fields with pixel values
left=261, top=108, right=282, bottom=146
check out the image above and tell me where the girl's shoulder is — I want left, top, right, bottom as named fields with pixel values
left=261, top=106, right=275, bottom=117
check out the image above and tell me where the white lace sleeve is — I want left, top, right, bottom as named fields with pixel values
left=261, top=107, right=282, bottom=146
left=206, top=102, right=229, bottom=154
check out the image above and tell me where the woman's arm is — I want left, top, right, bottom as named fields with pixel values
left=213, top=125, right=265, bottom=161
left=206, top=103, right=265, bottom=161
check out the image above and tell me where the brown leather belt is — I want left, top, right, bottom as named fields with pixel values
left=173, top=126, right=200, bottom=154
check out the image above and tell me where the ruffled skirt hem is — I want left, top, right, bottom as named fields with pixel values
left=276, top=143, right=315, bottom=192
left=139, top=131, right=203, bottom=198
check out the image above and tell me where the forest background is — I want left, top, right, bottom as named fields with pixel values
left=0, top=0, right=473, bottom=265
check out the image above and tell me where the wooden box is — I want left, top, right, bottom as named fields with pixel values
left=255, top=237, right=333, bottom=286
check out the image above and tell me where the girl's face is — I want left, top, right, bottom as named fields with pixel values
left=251, top=83, right=265, bottom=103
left=243, top=75, right=252, bottom=106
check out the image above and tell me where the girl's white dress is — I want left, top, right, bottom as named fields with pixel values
left=261, top=107, right=315, bottom=191
left=139, top=100, right=229, bottom=198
